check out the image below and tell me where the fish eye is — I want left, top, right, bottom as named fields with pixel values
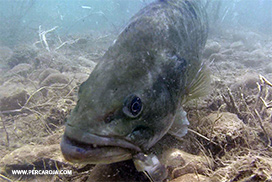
left=123, top=94, right=143, bottom=118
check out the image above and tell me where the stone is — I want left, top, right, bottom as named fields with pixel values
left=0, top=83, right=29, bottom=111
left=161, top=149, right=213, bottom=178
left=211, top=155, right=272, bottom=182
left=230, top=41, right=244, bottom=50
left=170, top=173, right=210, bottom=182
left=251, top=49, right=266, bottom=59
left=34, top=52, right=54, bottom=68
left=241, top=58, right=261, bottom=68
left=203, top=41, right=221, bottom=58
left=40, top=73, right=69, bottom=87
left=73, top=73, right=89, bottom=83
left=87, top=160, right=148, bottom=182
left=39, top=68, right=60, bottom=83
left=0, top=144, right=68, bottom=176
left=199, top=112, right=247, bottom=151
left=209, top=53, right=224, bottom=62
left=77, top=56, right=97, bottom=69
left=231, top=72, right=259, bottom=90
left=7, top=45, right=36, bottom=68
left=221, top=49, right=233, bottom=55
left=0, top=46, right=13, bottom=61
left=76, top=38, right=88, bottom=45
left=8, top=63, right=32, bottom=77
left=264, top=62, right=272, bottom=74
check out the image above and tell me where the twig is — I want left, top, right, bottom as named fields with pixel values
left=188, top=128, right=218, bottom=146
left=0, top=174, right=12, bottom=182
left=210, top=113, right=223, bottom=141
left=23, top=106, right=53, bottom=135
left=24, top=86, right=47, bottom=106
left=255, top=81, right=263, bottom=107
left=0, top=80, right=73, bottom=115
left=39, top=26, right=59, bottom=51
left=0, top=115, right=9, bottom=147
left=221, top=88, right=241, bottom=118
left=54, top=39, right=79, bottom=51
left=254, top=109, right=271, bottom=147
left=260, top=75, right=272, bottom=87
left=227, top=88, right=240, bottom=114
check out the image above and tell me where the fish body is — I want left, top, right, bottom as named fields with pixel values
left=61, top=0, right=208, bottom=173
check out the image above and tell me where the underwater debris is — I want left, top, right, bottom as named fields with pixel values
left=161, top=148, right=213, bottom=179
left=211, top=154, right=272, bottom=182
left=170, top=173, right=211, bottom=182
left=37, top=26, right=58, bottom=52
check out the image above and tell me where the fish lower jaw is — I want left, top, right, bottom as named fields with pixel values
left=61, top=135, right=136, bottom=164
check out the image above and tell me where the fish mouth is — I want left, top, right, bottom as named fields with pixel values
left=61, top=125, right=141, bottom=164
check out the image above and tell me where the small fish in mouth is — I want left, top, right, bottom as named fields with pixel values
left=61, top=0, right=209, bottom=181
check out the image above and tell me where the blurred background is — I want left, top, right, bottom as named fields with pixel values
left=0, top=0, right=271, bottom=48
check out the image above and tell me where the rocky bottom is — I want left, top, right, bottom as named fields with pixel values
left=0, top=28, right=272, bottom=182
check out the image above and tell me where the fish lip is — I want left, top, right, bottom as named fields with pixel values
left=61, top=135, right=133, bottom=164
left=64, top=124, right=142, bottom=152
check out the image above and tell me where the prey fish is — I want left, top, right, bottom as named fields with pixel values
left=61, top=0, right=209, bottom=181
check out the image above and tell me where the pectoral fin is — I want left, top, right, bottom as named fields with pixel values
left=168, top=108, right=189, bottom=139
left=184, top=62, right=210, bottom=103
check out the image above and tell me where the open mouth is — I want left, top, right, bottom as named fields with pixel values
left=60, top=126, right=141, bottom=164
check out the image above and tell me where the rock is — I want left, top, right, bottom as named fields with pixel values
left=39, top=68, right=60, bottom=83
left=230, top=41, right=244, bottom=50
left=0, top=46, right=13, bottom=61
left=209, top=53, right=224, bottom=62
left=42, top=128, right=64, bottom=145
left=231, top=72, right=259, bottom=90
left=79, top=66, right=93, bottom=75
left=170, top=173, right=210, bottom=182
left=34, top=52, right=74, bottom=72
left=34, top=52, right=54, bottom=68
left=7, top=45, right=36, bottom=68
left=161, top=149, right=213, bottom=179
left=251, top=49, right=266, bottom=59
left=40, top=73, right=69, bottom=87
left=241, top=58, right=260, bottom=68
left=77, top=56, right=97, bottom=69
left=0, top=83, right=29, bottom=111
left=211, top=155, right=272, bottom=182
left=8, top=63, right=32, bottom=77
left=202, top=112, right=245, bottom=136
left=203, top=41, right=221, bottom=58
left=75, top=38, right=88, bottom=45
left=244, top=32, right=262, bottom=49
left=0, top=144, right=68, bottom=176
left=87, top=160, right=148, bottom=182
left=232, top=31, right=247, bottom=42
left=199, top=112, right=247, bottom=152
left=73, top=73, right=89, bottom=84
left=232, top=31, right=262, bottom=50
left=264, top=62, right=272, bottom=74
left=221, top=49, right=233, bottom=55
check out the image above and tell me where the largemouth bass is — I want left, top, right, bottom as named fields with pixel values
left=61, top=0, right=209, bottom=180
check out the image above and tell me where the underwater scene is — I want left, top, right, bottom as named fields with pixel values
left=0, top=0, right=272, bottom=181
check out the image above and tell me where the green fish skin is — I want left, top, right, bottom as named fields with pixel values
left=61, top=0, right=209, bottom=165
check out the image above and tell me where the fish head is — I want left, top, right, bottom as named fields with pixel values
left=61, top=53, right=176, bottom=164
